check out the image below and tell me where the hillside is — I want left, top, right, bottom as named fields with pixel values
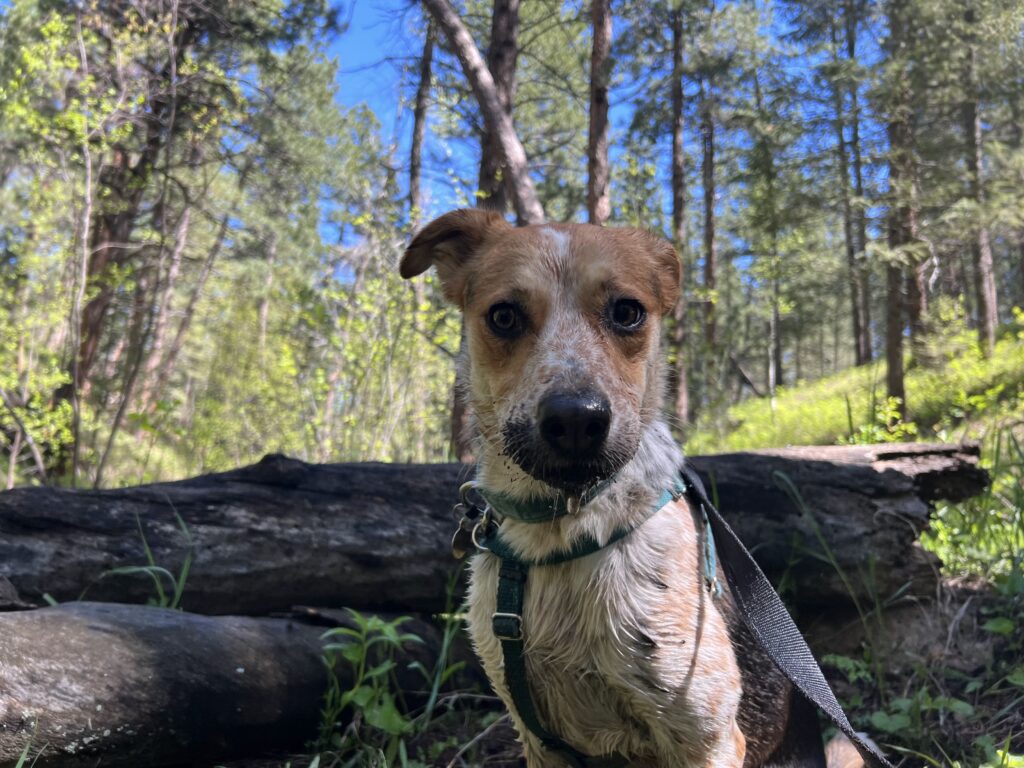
left=688, top=318, right=1024, bottom=454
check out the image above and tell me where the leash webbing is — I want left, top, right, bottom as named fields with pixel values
left=677, top=464, right=895, bottom=768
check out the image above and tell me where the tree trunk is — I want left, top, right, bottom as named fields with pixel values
left=963, top=10, right=998, bottom=356
left=257, top=232, right=278, bottom=357
left=476, top=0, right=519, bottom=216
left=846, top=0, right=872, bottom=363
left=906, top=258, right=928, bottom=349
left=670, top=6, right=689, bottom=428
left=409, top=20, right=435, bottom=227
left=700, top=77, right=717, bottom=353
left=0, top=446, right=988, bottom=615
left=884, top=0, right=916, bottom=419
left=139, top=206, right=190, bottom=411
left=150, top=211, right=230, bottom=394
left=409, top=23, right=436, bottom=461
left=429, top=0, right=535, bottom=460
left=423, top=0, right=543, bottom=225
left=770, top=282, right=783, bottom=393
left=885, top=263, right=906, bottom=418
left=586, top=0, right=612, bottom=225
left=831, top=21, right=867, bottom=366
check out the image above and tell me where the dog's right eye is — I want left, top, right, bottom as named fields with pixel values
left=486, top=303, right=524, bottom=338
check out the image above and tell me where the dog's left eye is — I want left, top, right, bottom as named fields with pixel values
left=486, top=302, right=525, bottom=338
left=609, top=299, right=646, bottom=331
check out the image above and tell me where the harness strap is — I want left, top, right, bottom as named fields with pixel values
left=678, top=464, right=895, bottom=768
left=494, top=559, right=629, bottom=768
left=487, top=485, right=686, bottom=767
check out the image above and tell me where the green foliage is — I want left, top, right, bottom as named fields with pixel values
left=924, top=428, right=1024, bottom=588
left=319, top=611, right=422, bottom=763
left=687, top=328, right=1024, bottom=454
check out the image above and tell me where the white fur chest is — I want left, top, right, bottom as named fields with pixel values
left=465, top=503, right=745, bottom=766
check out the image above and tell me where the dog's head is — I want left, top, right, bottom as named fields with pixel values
left=402, top=209, right=680, bottom=494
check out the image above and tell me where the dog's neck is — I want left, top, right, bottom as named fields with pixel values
left=474, top=419, right=684, bottom=562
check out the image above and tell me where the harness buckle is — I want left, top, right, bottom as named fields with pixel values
left=492, top=612, right=524, bottom=641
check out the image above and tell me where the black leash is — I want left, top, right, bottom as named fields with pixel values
left=678, top=463, right=895, bottom=768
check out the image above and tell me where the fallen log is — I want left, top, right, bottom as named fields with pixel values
left=0, top=444, right=987, bottom=615
left=0, top=602, right=476, bottom=768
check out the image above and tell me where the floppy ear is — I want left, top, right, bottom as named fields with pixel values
left=401, top=209, right=511, bottom=306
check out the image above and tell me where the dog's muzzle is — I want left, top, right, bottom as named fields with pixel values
left=502, top=389, right=625, bottom=493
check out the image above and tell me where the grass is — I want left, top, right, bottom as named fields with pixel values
left=686, top=318, right=1024, bottom=454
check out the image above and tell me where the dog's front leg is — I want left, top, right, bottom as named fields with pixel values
left=520, top=735, right=571, bottom=768
left=707, top=718, right=746, bottom=768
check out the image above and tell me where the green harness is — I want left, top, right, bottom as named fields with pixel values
left=459, top=477, right=718, bottom=768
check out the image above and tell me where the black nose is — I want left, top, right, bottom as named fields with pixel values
left=538, top=391, right=611, bottom=457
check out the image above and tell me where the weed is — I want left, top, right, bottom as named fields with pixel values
left=89, top=505, right=194, bottom=609
left=317, top=609, right=422, bottom=765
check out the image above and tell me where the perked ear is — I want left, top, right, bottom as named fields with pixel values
left=634, top=230, right=681, bottom=315
left=400, top=209, right=511, bottom=306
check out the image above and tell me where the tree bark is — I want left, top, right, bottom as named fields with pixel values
left=884, top=0, right=916, bottom=418
left=963, top=9, right=998, bottom=356
left=476, top=0, right=519, bottom=216
left=430, top=0, right=534, bottom=460
left=700, top=76, right=717, bottom=353
left=139, top=206, right=190, bottom=410
left=885, top=262, right=906, bottom=415
left=586, top=0, right=612, bottom=225
left=830, top=20, right=867, bottom=366
left=0, top=602, right=473, bottom=768
left=423, top=0, right=543, bottom=225
left=149, top=210, right=230, bottom=395
left=409, top=20, right=435, bottom=226
left=0, top=445, right=987, bottom=615
left=670, top=6, right=689, bottom=428
left=846, top=0, right=872, bottom=363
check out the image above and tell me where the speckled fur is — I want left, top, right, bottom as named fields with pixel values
left=401, top=211, right=848, bottom=768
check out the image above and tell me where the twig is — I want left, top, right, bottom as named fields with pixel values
left=445, top=713, right=511, bottom=768
left=0, top=387, right=48, bottom=483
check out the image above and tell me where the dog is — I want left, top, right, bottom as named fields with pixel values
left=401, top=209, right=859, bottom=768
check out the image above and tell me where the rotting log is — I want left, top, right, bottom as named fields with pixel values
left=0, top=602, right=479, bottom=768
left=0, top=443, right=988, bottom=615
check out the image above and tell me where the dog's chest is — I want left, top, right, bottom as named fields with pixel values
left=465, top=510, right=741, bottom=760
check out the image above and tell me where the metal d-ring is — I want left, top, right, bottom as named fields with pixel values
left=471, top=517, right=492, bottom=552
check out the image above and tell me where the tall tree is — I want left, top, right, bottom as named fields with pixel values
left=961, top=7, right=998, bottom=356
left=669, top=4, right=689, bottom=428
left=883, top=0, right=917, bottom=417
left=422, top=0, right=543, bottom=225
left=844, top=0, right=872, bottom=363
left=587, top=0, right=612, bottom=225
left=699, top=74, right=717, bottom=354
left=828, top=15, right=871, bottom=365
left=409, top=19, right=435, bottom=227
left=477, top=0, right=519, bottom=216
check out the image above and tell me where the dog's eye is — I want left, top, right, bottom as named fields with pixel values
left=609, top=299, right=646, bottom=331
left=486, top=302, right=524, bottom=338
